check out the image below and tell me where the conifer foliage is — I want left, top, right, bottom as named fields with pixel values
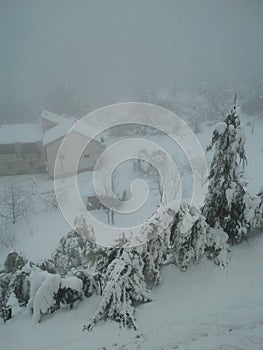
left=203, top=97, right=248, bottom=243
left=84, top=248, right=151, bottom=331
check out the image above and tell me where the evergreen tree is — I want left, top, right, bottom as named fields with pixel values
left=84, top=248, right=151, bottom=331
left=52, top=229, right=93, bottom=274
left=140, top=203, right=177, bottom=286
left=203, top=96, right=248, bottom=243
left=170, top=205, right=209, bottom=270
left=255, top=186, right=263, bottom=228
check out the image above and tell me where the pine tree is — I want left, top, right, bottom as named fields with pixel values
left=83, top=248, right=151, bottom=331
left=52, top=229, right=93, bottom=274
left=202, top=96, right=248, bottom=243
left=170, top=205, right=209, bottom=270
left=255, top=186, right=263, bottom=228
left=140, top=203, right=177, bottom=286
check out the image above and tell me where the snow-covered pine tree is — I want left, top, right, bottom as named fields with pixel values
left=83, top=248, right=151, bottom=331
left=169, top=205, right=208, bottom=270
left=52, top=229, right=93, bottom=274
left=139, top=202, right=179, bottom=286
left=142, top=235, right=165, bottom=288
left=255, top=186, right=263, bottom=228
left=202, top=95, right=248, bottom=244
left=0, top=252, right=31, bottom=322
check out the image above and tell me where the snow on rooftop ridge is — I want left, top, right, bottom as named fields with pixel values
left=40, top=110, right=66, bottom=125
left=43, top=118, right=77, bottom=146
left=0, top=123, right=42, bottom=145
left=43, top=118, right=103, bottom=146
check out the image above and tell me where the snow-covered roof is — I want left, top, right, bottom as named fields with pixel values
left=43, top=118, right=77, bottom=146
left=43, top=117, right=103, bottom=146
left=0, top=123, right=42, bottom=145
left=40, top=110, right=66, bottom=125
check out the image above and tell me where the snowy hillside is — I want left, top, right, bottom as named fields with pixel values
left=2, top=1, right=263, bottom=349
left=0, top=116, right=262, bottom=350
left=0, top=115, right=262, bottom=260
left=1, top=231, right=263, bottom=350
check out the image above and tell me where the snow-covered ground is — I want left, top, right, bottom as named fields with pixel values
left=1, top=231, right=263, bottom=350
left=0, top=116, right=262, bottom=349
left=1, top=115, right=262, bottom=259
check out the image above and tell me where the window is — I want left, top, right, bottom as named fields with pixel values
left=29, top=160, right=36, bottom=168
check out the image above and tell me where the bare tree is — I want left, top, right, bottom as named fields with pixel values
left=40, top=190, right=58, bottom=212
left=0, top=184, right=33, bottom=224
left=0, top=220, right=15, bottom=249
left=96, top=168, right=124, bottom=225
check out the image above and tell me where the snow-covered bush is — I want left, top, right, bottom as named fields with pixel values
left=52, top=230, right=93, bottom=274
left=84, top=248, right=151, bottom=331
left=0, top=255, right=31, bottom=322
left=0, top=272, right=12, bottom=321
left=4, top=251, right=27, bottom=273
left=73, top=216, right=96, bottom=245
left=2, top=252, right=30, bottom=308
left=30, top=273, right=61, bottom=323
left=37, top=258, right=56, bottom=274
left=5, top=292, right=22, bottom=318
left=55, top=276, right=83, bottom=310
left=8, top=268, right=31, bottom=307
left=27, top=269, right=50, bottom=314
left=206, top=227, right=229, bottom=267
left=72, top=269, right=101, bottom=297
left=28, top=270, right=84, bottom=323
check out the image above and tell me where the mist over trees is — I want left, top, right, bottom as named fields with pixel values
left=1, top=0, right=263, bottom=123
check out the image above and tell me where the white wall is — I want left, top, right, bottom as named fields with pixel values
left=45, top=132, right=105, bottom=178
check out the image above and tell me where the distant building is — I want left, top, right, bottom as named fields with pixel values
left=41, top=111, right=105, bottom=178
left=0, top=111, right=105, bottom=178
left=0, top=123, right=45, bottom=176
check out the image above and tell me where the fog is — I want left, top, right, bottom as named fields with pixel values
left=0, top=0, right=263, bottom=123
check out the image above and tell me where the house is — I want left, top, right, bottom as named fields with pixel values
left=0, top=123, right=45, bottom=176
left=0, top=111, right=105, bottom=178
left=41, top=111, right=105, bottom=178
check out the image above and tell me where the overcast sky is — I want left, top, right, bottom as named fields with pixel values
left=0, top=0, right=263, bottom=122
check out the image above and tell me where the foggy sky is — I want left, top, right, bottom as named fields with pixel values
left=0, top=0, right=263, bottom=123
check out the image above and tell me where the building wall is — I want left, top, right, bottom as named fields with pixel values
left=0, top=142, right=45, bottom=176
left=45, top=132, right=105, bottom=178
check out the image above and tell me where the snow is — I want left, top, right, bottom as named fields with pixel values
left=6, top=293, right=22, bottom=317
left=0, top=114, right=262, bottom=349
left=225, top=184, right=235, bottom=208
left=42, top=116, right=103, bottom=146
left=0, top=123, right=42, bottom=145
left=1, top=233, right=263, bottom=349
left=27, top=270, right=50, bottom=312
left=40, top=111, right=66, bottom=125
left=61, top=276, right=83, bottom=294
left=29, top=273, right=61, bottom=323
left=42, top=118, right=77, bottom=145
left=215, top=121, right=227, bottom=135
